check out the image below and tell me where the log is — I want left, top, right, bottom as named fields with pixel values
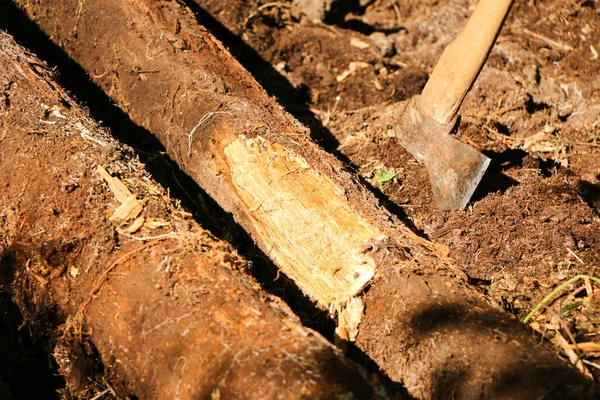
left=0, top=31, right=391, bottom=400
left=9, top=0, right=598, bottom=398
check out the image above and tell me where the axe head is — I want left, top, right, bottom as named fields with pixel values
left=394, top=98, right=490, bottom=210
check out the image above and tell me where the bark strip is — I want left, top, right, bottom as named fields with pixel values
left=9, top=0, right=598, bottom=398
left=0, top=31, right=388, bottom=400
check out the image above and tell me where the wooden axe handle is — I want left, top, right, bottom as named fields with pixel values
left=420, top=0, right=514, bottom=125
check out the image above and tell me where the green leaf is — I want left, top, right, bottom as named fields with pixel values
left=377, top=168, right=395, bottom=186
left=561, top=301, right=583, bottom=316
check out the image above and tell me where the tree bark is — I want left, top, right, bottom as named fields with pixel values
left=8, top=1, right=598, bottom=398
left=0, top=30, right=390, bottom=400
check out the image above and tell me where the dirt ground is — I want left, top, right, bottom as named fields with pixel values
left=1, top=0, right=600, bottom=396
left=198, top=0, right=600, bottom=381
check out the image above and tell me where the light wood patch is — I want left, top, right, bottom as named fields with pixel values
left=224, top=136, right=383, bottom=307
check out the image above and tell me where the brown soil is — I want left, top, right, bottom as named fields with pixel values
left=1, top=0, right=600, bottom=397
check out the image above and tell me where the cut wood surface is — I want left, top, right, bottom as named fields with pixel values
left=0, top=31, right=390, bottom=400
left=10, top=0, right=599, bottom=398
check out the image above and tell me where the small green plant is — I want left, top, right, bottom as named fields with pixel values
left=523, top=275, right=600, bottom=324
left=561, top=301, right=583, bottom=316
left=376, top=168, right=395, bottom=188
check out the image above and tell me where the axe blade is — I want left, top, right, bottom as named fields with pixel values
left=394, top=98, right=490, bottom=210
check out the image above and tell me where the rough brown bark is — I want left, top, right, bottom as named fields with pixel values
left=9, top=0, right=598, bottom=398
left=0, top=31, right=391, bottom=400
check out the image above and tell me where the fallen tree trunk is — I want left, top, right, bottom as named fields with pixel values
left=0, top=31, right=391, bottom=400
left=9, top=1, right=598, bottom=398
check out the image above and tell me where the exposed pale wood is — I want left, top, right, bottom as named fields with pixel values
left=224, top=135, right=382, bottom=306
left=97, top=165, right=134, bottom=203
left=420, top=0, right=514, bottom=125
left=335, top=297, right=364, bottom=341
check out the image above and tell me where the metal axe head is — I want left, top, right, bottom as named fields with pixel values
left=394, top=98, right=490, bottom=210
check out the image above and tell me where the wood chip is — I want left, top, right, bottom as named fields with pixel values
left=97, top=165, right=133, bottom=202
left=566, top=342, right=600, bottom=353
left=336, top=61, right=371, bottom=82
left=336, top=297, right=365, bottom=342
left=125, top=215, right=146, bottom=233
left=350, top=37, right=371, bottom=49
left=112, top=195, right=143, bottom=221
left=97, top=165, right=143, bottom=221
left=373, top=77, right=383, bottom=91
left=144, top=218, right=169, bottom=229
